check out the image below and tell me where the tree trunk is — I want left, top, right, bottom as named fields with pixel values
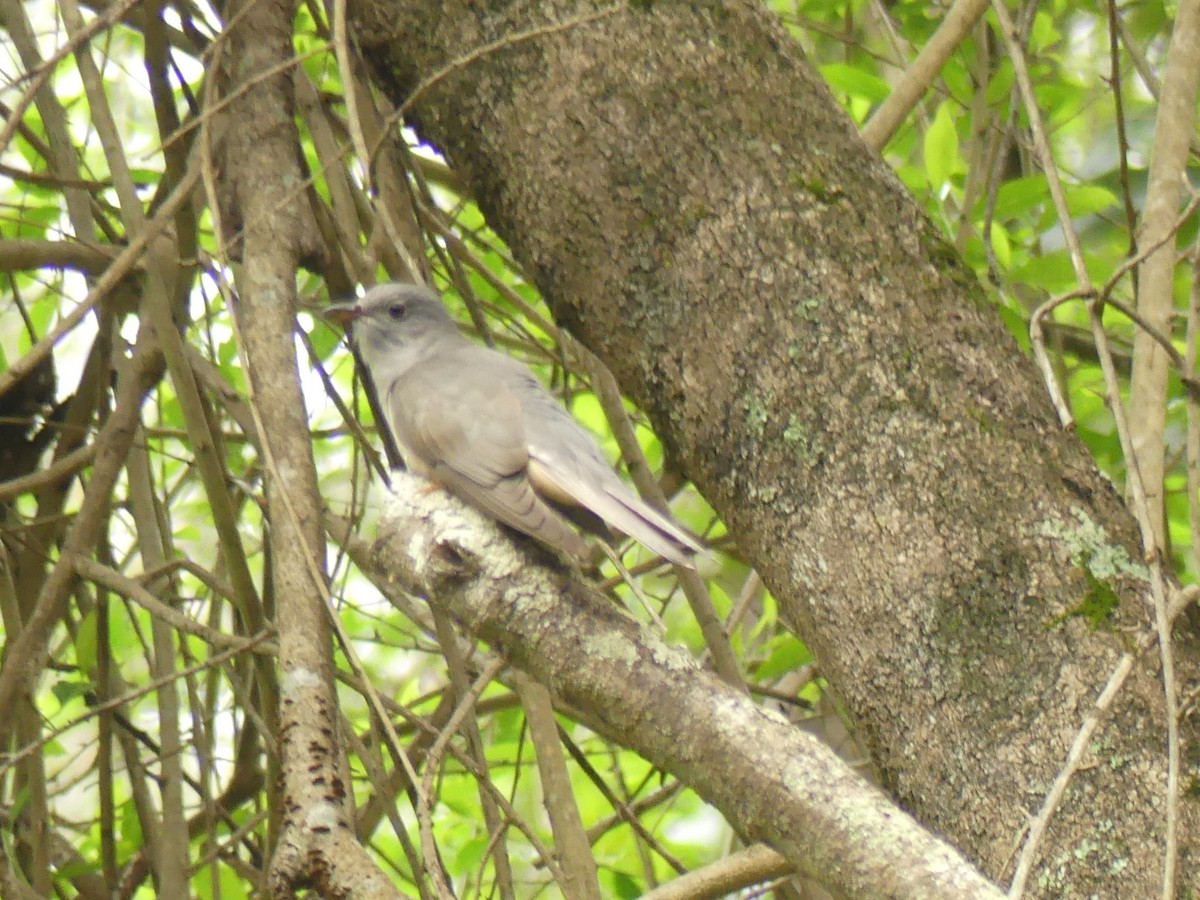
left=348, top=0, right=1199, bottom=893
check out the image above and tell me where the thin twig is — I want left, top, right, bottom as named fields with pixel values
left=1005, top=586, right=1195, bottom=896
left=514, top=673, right=602, bottom=900
left=331, top=0, right=371, bottom=192
left=861, top=0, right=990, bottom=149
left=0, top=163, right=200, bottom=401
left=432, top=612, right=518, bottom=900
left=991, top=0, right=1089, bottom=286
left=1187, top=241, right=1200, bottom=592
left=1028, top=191, right=1200, bottom=426
left=72, top=555, right=265, bottom=653
left=0, top=0, right=146, bottom=157
left=417, top=657, right=509, bottom=898
left=0, top=629, right=275, bottom=779
left=0, top=442, right=97, bottom=502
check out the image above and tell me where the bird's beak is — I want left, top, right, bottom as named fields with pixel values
left=322, top=301, right=362, bottom=328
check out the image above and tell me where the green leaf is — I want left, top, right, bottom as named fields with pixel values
left=1063, top=184, right=1118, bottom=219
left=14, top=203, right=60, bottom=239
left=607, top=870, right=643, bottom=900
left=51, top=677, right=92, bottom=706
left=989, top=221, right=1013, bottom=269
left=997, top=304, right=1031, bottom=351
left=128, top=167, right=162, bottom=184
left=455, top=835, right=489, bottom=874
left=157, top=390, right=185, bottom=430
left=75, top=607, right=99, bottom=673
left=941, top=56, right=973, bottom=104
left=985, top=59, right=1015, bottom=104
left=1010, top=249, right=1078, bottom=294
left=306, top=319, right=342, bottom=362
left=120, top=797, right=144, bottom=848
left=1029, top=10, right=1062, bottom=53
left=895, top=162, right=927, bottom=195
left=993, top=176, right=1050, bottom=222
left=708, top=582, right=731, bottom=618
left=192, top=864, right=250, bottom=900
left=819, top=63, right=891, bottom=103
left=755, top=634, right=812, bottom=680
left=924, top=102, right=961, bottom=189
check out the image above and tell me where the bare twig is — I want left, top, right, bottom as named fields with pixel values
left=0, top=630, right=275, bottom=779
left=1188, top=240, right=1200, bottom=585
left=1028, top=173, right=1200, bottom=426
left=1127, top=0, right=1200, bottom=561
left=1005, top=585, right=1196, bottom=896
left=417, top=657, right=510, bottom=898
left=514, top=673, right=602, bottom=900
left=862, top=0, right=991, bottom=150
left=991, top=0, right=1089, bottom=286
left=432, top=612, right=518, bottom=900
left=640, top=844, right=794, bottom=900
left=0, top=0, right=146, bottom=159
left=0, top=164, right=200, bottom=402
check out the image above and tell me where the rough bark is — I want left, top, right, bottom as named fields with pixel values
left=348, top=0, right=1200, bottom=894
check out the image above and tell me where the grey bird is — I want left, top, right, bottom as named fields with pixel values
left=324, top=282, right=702, bottom=568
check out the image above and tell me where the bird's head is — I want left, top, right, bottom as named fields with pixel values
left=323, top=282, right=457, bottom=364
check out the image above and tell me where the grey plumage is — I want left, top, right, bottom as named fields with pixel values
left=325, top=282, right=702, bottom=568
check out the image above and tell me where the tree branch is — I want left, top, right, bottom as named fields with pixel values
left=365, top=472, right=1005, bottom=900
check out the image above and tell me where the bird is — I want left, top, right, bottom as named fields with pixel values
left=324, top=282, right=703, bottom=569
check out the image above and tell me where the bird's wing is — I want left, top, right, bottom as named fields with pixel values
left=519, top=382, right=702, bottom=569
left=387, top=347, right=588, bottom=558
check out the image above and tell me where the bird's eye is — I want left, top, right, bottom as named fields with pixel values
left=387, top=303, right=406, bottom=320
